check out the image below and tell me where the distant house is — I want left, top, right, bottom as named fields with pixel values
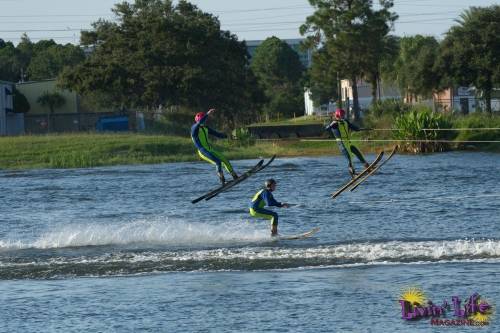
left=304, top=79, right=402, bottom=116
left=16, top=79, right=79, bottom=114
left=15, top=79, right=126, bottom=133
left=0, top=80, right=24, bottom=136
left=433, top=86, right=500, bottom=113
left=304, top=88, right=336, bottom=116
left=340, top=79, right=401, bottom=112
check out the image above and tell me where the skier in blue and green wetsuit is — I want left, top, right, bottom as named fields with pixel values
left=191, top=108, right=238, bottom=185
left=249, top=179, right=289, bottom=236
left=326, top=108, right=370, bottom=178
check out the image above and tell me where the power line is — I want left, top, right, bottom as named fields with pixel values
left=301, top=139, right=500, bottom=143
left=0, top=14, right=113, bottom=18
left=212, top=5, right=311, bottom=14
left=1, top=36, right=76, bottom=40
left=0, top=29, right=83, bottom=33
left=0, top=14, right=464, bottom=34
left=370, top=128, right=500, bottom=131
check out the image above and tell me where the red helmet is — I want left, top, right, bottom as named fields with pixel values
left=335, top=108, right=345, bottom=119
left=194, top=112, right=205, bottom=122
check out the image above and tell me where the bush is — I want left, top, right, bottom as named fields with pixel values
left=368, top=98, right=411, bottom=118
left=393, top=107, right=453, bottom=153
left=230, top=127, right=256, bottom=147
left=363, top=99, right=411, bottom=140
left=451, top=113, right=500, bottom=149
left=144, top=110, right=194, bottom=136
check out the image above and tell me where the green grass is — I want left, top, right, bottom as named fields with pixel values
left=3, top=112, right=498, bottom=171
left=0, top=133, right=196, bottom=169
left=450, top=113, right=500, bottom=151
left=248, top=115, right=328, bottom=127
left=0, top=132, right=389, bottom=170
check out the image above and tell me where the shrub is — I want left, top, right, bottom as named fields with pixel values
left=368, top=98, right=411, bottom=118
left=393, top=107, right=453, bottom=153
left=451, top=113, right=500, bottom=149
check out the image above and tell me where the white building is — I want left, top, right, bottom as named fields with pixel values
left=340, top=79, right=401, bottom=112
left=304, top=89, right=336, bottom=116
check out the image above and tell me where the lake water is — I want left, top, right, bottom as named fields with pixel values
left=1, top=152, right=499, bottom=332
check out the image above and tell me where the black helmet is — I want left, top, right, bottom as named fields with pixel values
left=265, top=178, right=276, bottom=188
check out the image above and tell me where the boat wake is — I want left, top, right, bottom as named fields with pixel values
left=1, top=219, right=499, bottom=279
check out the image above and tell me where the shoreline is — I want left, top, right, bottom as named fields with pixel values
left=0, top=133, right=497, bottom=170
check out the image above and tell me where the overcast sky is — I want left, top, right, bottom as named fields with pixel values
left=0, top=0, right=498, bottom=45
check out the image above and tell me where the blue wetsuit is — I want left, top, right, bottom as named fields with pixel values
left=325, top=119, right=367, bottom=166
left=249, top=189, right=283, bottom=228
left=191, top=114, right=234, bottom=173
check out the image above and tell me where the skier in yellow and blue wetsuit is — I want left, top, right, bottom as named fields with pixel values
left=249, top=179, right=289, bottom=236
left=191, top=108, right=238, bottom=185
left=325, top=108, right=370, bottom=178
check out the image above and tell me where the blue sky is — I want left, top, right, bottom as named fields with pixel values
left=0, top=0, right=498, bottom=44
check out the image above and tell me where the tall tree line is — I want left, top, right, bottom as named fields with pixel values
left=2, top=1, right=498, bottom=120
left=301, top=0, right=398, bottom=120
left=301, top=2, right=500, bottom=116
left=0, top=35, right=85, bottom=82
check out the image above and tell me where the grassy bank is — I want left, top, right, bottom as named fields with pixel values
left=1, top=133, right=381, bottom=170
left=3, top=111, right=498, bottom=170
left=0, top=134, right=196, bottom=169
left=248, top=115, right=327, bottom=126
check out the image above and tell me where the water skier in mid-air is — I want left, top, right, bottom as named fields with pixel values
left=325, top=108, right=370, bottom=178
left=249, top=179, right=289, bottom=237
left=191, top=108, right=238, bottom=185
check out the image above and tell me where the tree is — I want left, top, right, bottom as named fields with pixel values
left=59, top=0, right=261, bottom=127
left=13, top=87, right=30, bottom=113
left=250, top=37, right=305, bottom=119
left=28, top=44, right=85, bottom=80
left=16, top=34, right=33, bottom=82
left=306, top=46, right=339, bottom=107
left=365, top=34, right=399, bottom=103
left=438, top=5, right=500, bottom=113
left=37, top=91, right=66, bottom=132
left=0, top=41, right=21, bottom=82
left=0, top=38, right=70, bottom=82
left=391, top=35, right=440, bottom=102
left=301, top=0, right=397, bottom=120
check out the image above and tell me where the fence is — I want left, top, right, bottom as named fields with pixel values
left=433, top=97, right=500, bottom=114
left=24, top=111, right=136, bottom=134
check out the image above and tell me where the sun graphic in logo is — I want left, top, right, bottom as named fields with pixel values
left=400, top=287, right=426, bottom=305
left=468, top=298, right=494, bottom=323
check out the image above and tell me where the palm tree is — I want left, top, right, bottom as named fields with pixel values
left=37, top=91, right=65, bottom=133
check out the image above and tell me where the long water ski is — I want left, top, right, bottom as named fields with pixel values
left=191, top=160, right=264, bottom=204
left=349, top=145, right=398, bottom=192
left=275, top=227, right=320, bottom=241
left=331, top=151, right=384, bottom=200
left=204, top=155, right=276, bottom=201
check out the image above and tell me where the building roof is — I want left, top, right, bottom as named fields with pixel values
left=16, top=79, right=57, bottom=86
left=245, top=38, right=305, bottom=47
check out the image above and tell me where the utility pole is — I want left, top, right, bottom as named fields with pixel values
left=337, top=72, right=342, bottom=108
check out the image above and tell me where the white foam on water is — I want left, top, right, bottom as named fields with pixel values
left=145, top=239, right=500, bottom=262
left=1, top=218, right=500, bottom=268
left=0, top=217, right=270, bottom=250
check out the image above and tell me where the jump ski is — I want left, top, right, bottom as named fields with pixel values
left=349, top=145, right=398, bottom=192
left=331, top=151, right=384, bottom=200
left=191, top=155, right=276, bottom=204
left=275, top=227, right=320, bottom=241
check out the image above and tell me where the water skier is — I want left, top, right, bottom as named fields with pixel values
left=325, top=108, right=370, bottom=178
left=191, top=108, right=238, bottom=185
left=249, top=179, right=290, bottom=237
